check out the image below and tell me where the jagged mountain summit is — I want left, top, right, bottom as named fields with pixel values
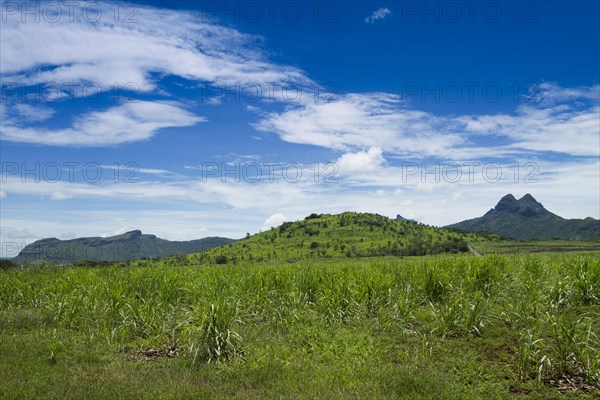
left=396, top=214, right=417, bottom=223
left=446, top=194, right=599, bottom=240
left=13, top=230, right=235, bottom=264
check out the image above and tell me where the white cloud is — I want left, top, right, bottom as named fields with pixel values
left=13, top=104, right=56, bottom=122
left=1, top=227, right=35, bottom=240
left=0, top=1, right=314, bottom=147
left=100, top=165, right=174, bottom=176
left=0, top=2, right=310, bottom=92
left=1, top=101, right=203, bottom=146
left=50, top=192, right=72, bottom=200
left=255, top=92, right=465, bottom=157
left=3, top=157, right=597, bottom=219
left=365, top=7, right=392, bottom=24
left=108, top=226, right=133, bottom=237
left=460, top=104, right=600, bottom=157
left=0, top=191, right=5, bottom=199
left=255, top=85, right=600, bottom=158
left=261, top=213, right=288, bottom=231
left=336, top=147, right=386, bottom=176
left=524, top=82, right=600, bottom=105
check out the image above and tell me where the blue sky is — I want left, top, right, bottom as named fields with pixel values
left=1, top=0, right=599, bottom=255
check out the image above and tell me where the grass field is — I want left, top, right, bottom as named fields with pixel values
left=1, top=253, right=599, bottom=399
left=472, top=240, right=600, bottom=255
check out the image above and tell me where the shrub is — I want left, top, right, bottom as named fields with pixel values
left=0, top=259, right=18, bottom=270
left=215, top=255, right=227, bottom=264
left=305, top=213, right=321, bottom=220
left=73, top=260, right=112, bottom=268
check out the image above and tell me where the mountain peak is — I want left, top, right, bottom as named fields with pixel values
left=492, top=194, right=548, bottom=217
left=518, top=193, right=542, bottom=206
left=501, top=194, right=517, bottom=202
left=516, top=194, right=548, bottom=217
left=446, top=194, right=599, bottom=240
left=520, top=193, right=536, bottom=201
left=494, top=194, right=519, bottom=212
left=121, top=230, right=142, bottom=239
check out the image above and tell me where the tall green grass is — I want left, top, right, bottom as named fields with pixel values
left=1, top=254, right=598, bottom=393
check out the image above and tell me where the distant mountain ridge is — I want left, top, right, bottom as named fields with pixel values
left=13, top=230, right=235, bottom=264
left=446, top=194, right=600, bottom=240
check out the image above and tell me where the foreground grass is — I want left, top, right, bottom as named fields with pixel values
left=1, top=254, right=599, bottom=399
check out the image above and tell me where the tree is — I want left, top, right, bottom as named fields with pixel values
left=174, top=253, right=188, bottom=265
left=215, top=255, right=227, bottom=264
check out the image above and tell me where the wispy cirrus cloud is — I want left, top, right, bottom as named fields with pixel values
left=365, top=7, right=392, bottom=24
left=459, top=103, right=600, bottom=157
left=255, top=83, right=600, bottom=159
left=523, top=82, right=600, bottom=105
left=254, top=92, right=466, bottom=157
left=0, top=1, right=313, bottom=147
left=12, top=104, right=56, bottom=122
left=0, top=2, right=310, bottom=92
left=1, top=101, right=203, bottom=146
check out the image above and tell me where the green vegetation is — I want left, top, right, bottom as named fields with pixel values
left=0, top=259, right=18, bottom=270
left=13, top=230, right=235, bottom=264
left=192, top=212, right=480, bottom=264
left=1, top=253, right=599, bottom=399
left=473, top=240, right=600, bottom=255
left=447, top=194, right=600, bottom=241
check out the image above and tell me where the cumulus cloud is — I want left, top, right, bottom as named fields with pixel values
left=261, top=213, right=288, bottom=231
left=336, top=147, right=386, bottom=176
left=365, top=8, right=392, bottom=24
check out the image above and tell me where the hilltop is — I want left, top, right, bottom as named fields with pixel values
left=13, top=230, right=235, bottom=264
left=446, top=194, right=600, bottom=241
left=189, top=212, right=484, bottom=264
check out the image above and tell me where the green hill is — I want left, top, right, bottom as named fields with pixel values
left=13, top=230, right=235, bottom=265
left=446, top=194, right=600, bottom=241
left=188, top=212, right=484, bottom=264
